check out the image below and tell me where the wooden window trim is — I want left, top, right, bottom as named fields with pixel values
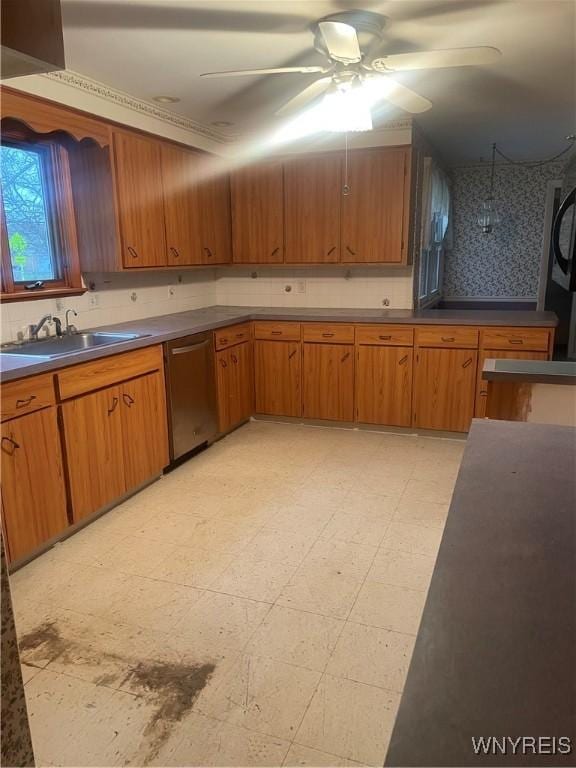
left=1, top=125, right=85, bottom=302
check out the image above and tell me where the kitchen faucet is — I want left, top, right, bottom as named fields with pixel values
left=65, top=309, right=78, bottom=335
left=28, top=314, right=52, bottom=341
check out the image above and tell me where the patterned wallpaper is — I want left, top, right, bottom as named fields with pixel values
left=443, top=161, right=565, bottom=298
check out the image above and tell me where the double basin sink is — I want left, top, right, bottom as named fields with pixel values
left=1, top=331, right=150, bottom=360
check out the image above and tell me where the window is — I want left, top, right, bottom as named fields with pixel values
left=0, top=129, right=83, bottom=300
left=418, top=159, right=450, bottom=307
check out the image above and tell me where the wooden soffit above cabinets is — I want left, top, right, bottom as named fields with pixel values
left=0, top=87, right=111, bottom=147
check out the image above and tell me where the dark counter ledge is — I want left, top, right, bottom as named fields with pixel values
left=0, top=305, right=557, bottom=382
left=385, top=419, right=576, bottom=767
left=483, top=358, right=576, bottom=385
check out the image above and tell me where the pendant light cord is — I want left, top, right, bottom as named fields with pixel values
left=489, top=142, right=496, bottom=198
left=493, top=139, right=575, bottom=168
left=343, top=132, right=350, bottom=195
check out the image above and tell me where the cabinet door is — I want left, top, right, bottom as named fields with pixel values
left=120, top=372, right=169, bottom=491
left=303, top=343, right=354, bottom=421
left=229, top=341, right=254, bottom=427
left=61, top=385, right=126, bottom=522
left=341, top=147, right=408, bottom=263
left=199, top=170, right=232, bottom=265
left=254, top=340, right=301, bottom=416
left=216, top=348, right=232, bottom=432
left=284, top=154, right=341, bottom=263
left=231, top=162, right=284, bottom=263
left=113, top=131, right=167, bottom=268
left=356, top=346, right=412, bottom=427
left=413, top=348, right=477, bottom=432
left=161, top=143, right=203, bottom=265
left=1, top=408, right=68, bottom=562
left=476, top=349, right=548, bottom=418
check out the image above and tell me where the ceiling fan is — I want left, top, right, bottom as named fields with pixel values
left=200, top=13, right=502, bottom=121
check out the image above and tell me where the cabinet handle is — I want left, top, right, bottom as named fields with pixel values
left=462, top=358, right=473, bottom=369
left=15, top=395, right=36, bottom=409
left=399, top=355, right=408, bottom=365
left=1, top=435, right=20, bottom=455
left=442, top=336, right=455, bottom=342
left=169, top=246, right=180, bottom=259
left=327, top=246, right=336, bottom=256
left=345, top=245, right=356, bottom=256
left=235, top=333, right=244, bottom=339
left=220, top=338, right=228, bottom=345
left=288, top=350, right=297, bottom=360
left=127, top=246, right=139, bottom=260
left=203, top=246, right=213, bottom=259
left=341, top=352, right=351, bottom=363
left=271, top=330, right=282, bottom=336
left=379, top=335, right=392, bottom=341
left=231, top=354, right=238, bottom=364
left=220, top=358, right=228, bottom=368
left=270, top=247, right=280, bottom=257
left=122, top=393, right=135, bottom=407
left=108, top=396, right=119, bottom=415
left=322, top=333, right=335, bottom=338
left=508, top=338, right=523, bottom=345
left=480, top=391, right=488, bottom=397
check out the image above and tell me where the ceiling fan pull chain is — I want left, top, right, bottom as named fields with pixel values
left=343, top=132, right=350, bottom=196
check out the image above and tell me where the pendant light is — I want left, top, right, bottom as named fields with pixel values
left=477, top=142, right=500, bottom=234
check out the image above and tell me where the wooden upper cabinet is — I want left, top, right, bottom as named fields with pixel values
left=341, top=147, right=409, bottom=264
left=284, top=154, right=341, bottom=264
left=231, top=162, right=284, bottom=263
left=112, top=130, right=167, bottom=268
left=161, top=143, right=203, bottom=266
left=199, top=167, right=232, bottom=265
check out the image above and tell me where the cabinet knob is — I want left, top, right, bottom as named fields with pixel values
left=127, top=246, right=139, bottom=260
left=271, top=247, right=280, bottom=257
left=288, top=350, right=297, bottom=360
left=204, top=247, right=213, bottom=259
left=345, top=245, right=356, bottom=257
left=122, top=393, right=135, bottom=407
left=399, top=355, right=408, bottom=365
left=169, top=246, right=180, bottom=259
left=231, top=354, right=238, bottom=364
left=107, top=396, right=119, bottom=415
left=1, top=435, right=20, bottom=455
left=327, top=246, right=336, bottom=257
left=462, top=358, right=473, bottom=369
left=15, top=395, right=36, bottom=408
left=220, top=358, right=228, bottom=368
left=341, top=352, right=351, bottom=363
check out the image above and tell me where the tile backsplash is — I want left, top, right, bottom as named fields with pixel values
left=0, top=266, right=414, bottom=344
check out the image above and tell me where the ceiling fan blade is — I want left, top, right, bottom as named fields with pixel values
left=318, top=21, right=362, bottom=64
left=201, top=66, right=328, bottom=79
left=365, top=76, right=432, bottom=114
left=276, top=77, right=333, bottom=116
left=372, top=46, right=502, bottom=73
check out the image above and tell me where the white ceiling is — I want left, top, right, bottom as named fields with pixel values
left=60, top=0, right=575, bottom=163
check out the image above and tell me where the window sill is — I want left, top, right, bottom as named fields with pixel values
left=1, top=286, right=87, bottom=303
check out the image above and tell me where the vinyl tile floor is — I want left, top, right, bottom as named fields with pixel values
left=10, top=420, right=464, bottom=767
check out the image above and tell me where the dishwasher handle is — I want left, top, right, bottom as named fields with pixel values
left=170, top=339, right=211, bottom=355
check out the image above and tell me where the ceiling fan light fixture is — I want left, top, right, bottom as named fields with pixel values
left=321, top=83, right=373, bottom=132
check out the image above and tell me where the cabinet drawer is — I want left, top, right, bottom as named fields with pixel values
left=215, top=323, right=251, bottom=351
left=356, top=325, right=414, bottom=346
left=253, top=321, right=301, bottom=341
left=415, top=326, right=479, bottom=349
left=57, top=345, right=164, bottom=400
left=1, top=373, right=55, bottom=422
left=480, top=327, right=550, bottom=352
left=303, top=323, right=354, bottom=344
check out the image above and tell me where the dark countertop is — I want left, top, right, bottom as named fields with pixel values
left=0, top=305, right=558, bottom=383
left=385, top=419, right=576, bottom=767
left=483, top=358, right=576, bottom=385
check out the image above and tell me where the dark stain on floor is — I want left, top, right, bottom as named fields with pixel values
left=18, top=621, right=216, bottom=764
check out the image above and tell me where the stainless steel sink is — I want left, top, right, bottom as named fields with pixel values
left=1, top=331, right=150, bottom=359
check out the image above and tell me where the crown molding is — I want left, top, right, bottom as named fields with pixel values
left=42, top=69, right=236, bottom=145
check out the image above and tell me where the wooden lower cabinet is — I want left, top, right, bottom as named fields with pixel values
left=356, top=346, right=413, bottom=427
left=1, top=407, right=68, bottom=562
left=61, top=384, right=126, bottom=522
left=254, top=340, right=301, bottom=417
left=120, top=372, right=169, bottom=489
left=413, top=347, right=478, bottom=432
left=61, top=371, right=168, bottom=523
left=303, top=343, right=354, bottom=421
left=216, top=341, right=254, bottom=432
left=476, top=349, right=548, bottom=418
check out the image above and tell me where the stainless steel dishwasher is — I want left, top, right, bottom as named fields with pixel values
left=164, top=333, right=218, bottom=462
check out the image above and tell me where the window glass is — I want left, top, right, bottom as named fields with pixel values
left=1, top=143, right=58, bottom=282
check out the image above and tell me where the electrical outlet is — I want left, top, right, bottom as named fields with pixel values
left=55, top=299, right=65, bottom=312
left=88, top=292, right=100, bottom=308
left=168, top=286, right=176, bottom=298
left=296, top=280, right=307, bottom=294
